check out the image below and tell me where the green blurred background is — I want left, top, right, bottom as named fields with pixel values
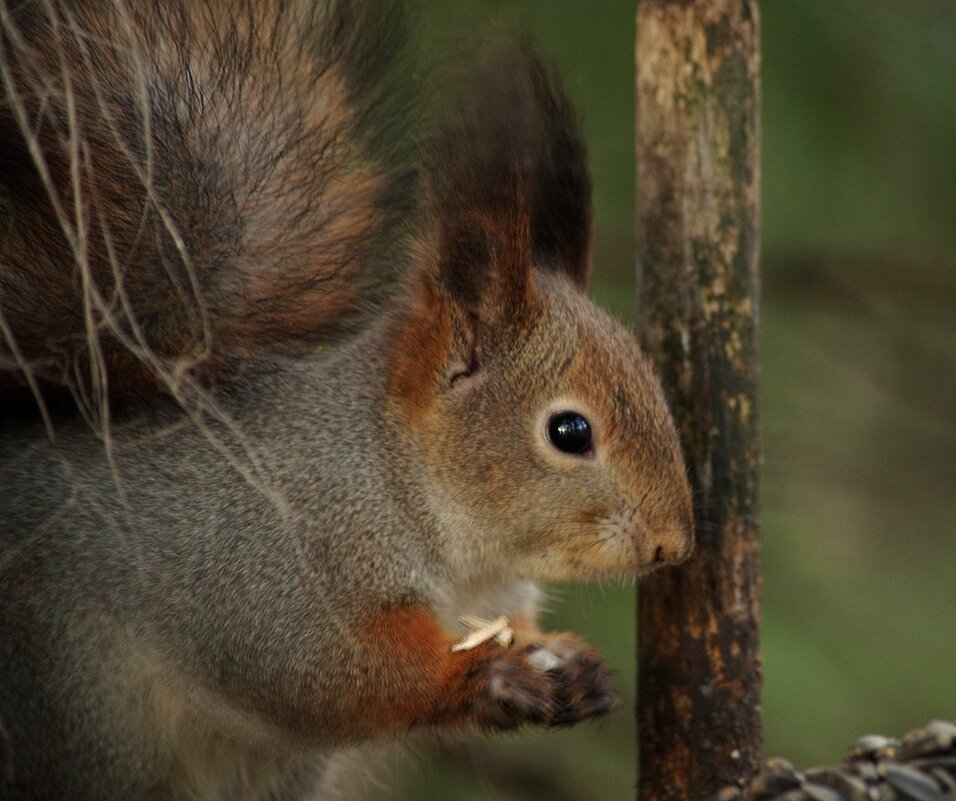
left=369, top=1, right=956, bottom=798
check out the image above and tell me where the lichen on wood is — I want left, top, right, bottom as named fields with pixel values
left=635, top=2, right=762, bottom=800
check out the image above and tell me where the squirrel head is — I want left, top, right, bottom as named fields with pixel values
left=385, top=46, right=694, bottom=582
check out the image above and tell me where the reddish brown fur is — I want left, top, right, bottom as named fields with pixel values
left=386, top=199, right=542, bottom=423
left=0, top=0, right=399, bottom=407
left=349, top=606, right=487, bottom=733
left=385, top=275, right=455, bottom=421
left=346, top=607, right=616, bottom=735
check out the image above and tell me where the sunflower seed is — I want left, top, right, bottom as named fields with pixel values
left=876, top=743, right=903, bottom=761
left=879, top=763, right=943, bottom=801
left=851, top=737, right=895, bottom=761
left=806, top=768, right=871, bottom=801
left=803, top=781, right=848, bottom=801
left=911, top=759, right=956, bottom=772
left=778, top=791, right=811, bottom=801
left=925, top=722, right=956, bottom=742
left=853, top=762, right=880, bottom=784
left=764, top=758, right=804, bottom=781
left=714, top=786, right=746, bottom=801
left=869, top=783, right=897, bottom=801
left=901, top=725, right=955, bottom=760
left=751, top=771, right=802, bottom=799
left=928, top=768, right=956, bottom=793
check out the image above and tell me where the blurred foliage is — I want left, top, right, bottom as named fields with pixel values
left=368, top=1, right=956, bottom=798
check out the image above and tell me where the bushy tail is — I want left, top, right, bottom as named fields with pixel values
left=0, top=0, right=412, bottom=418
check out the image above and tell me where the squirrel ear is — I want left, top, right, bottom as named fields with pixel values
left=525, top=52, right=592, bottom=290
left=422, top=39, right=592, bottom=309
left=428, top=199, right=536, bottom=325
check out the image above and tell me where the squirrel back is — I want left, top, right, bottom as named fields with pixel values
left=0, top=3, right=695, bottom=800
left=0, top=0, right=410, bottom=411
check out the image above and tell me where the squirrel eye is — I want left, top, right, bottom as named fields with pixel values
left=547, top=411, right=593, bottom=456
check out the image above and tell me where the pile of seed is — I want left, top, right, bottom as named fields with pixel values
left=717, top=719, right=956, bottom=801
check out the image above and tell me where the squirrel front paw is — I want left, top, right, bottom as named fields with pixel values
left=473, top=635, right=618, bottom=730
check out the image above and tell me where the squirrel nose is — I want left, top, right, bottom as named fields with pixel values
left=651, top=534, right=694, bottom=566
left=660, top=506, right=696, bottom=565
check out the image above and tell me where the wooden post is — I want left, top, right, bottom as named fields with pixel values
left=635, top=2, right=762, bottom=801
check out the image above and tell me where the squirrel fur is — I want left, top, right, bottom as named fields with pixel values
left=0, top=1, right=694, bottom=799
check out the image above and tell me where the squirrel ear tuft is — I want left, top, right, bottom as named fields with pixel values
left=524, top=50, right=592, bottom=289
left=421, top=38, right=592, bottom=310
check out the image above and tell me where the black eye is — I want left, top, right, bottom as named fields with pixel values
left=547, top=411, right=593, bottom=456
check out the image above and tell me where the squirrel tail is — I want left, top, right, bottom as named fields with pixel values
left=0, top=0, right=413, bottom=414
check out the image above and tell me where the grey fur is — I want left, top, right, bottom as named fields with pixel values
left=3, top=324, right=442, bottom=799
left=0, top=2, right=694, bottom=798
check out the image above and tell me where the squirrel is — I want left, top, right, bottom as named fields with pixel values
left=0, top=1, right=694, bottom=799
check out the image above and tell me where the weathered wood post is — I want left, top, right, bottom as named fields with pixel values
left=635, top=2, right=762, bottom=800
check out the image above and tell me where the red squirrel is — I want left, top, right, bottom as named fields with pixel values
left=0, top=1, right=694, bottom=799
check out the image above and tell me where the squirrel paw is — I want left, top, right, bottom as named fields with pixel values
left=474, top=635, right=618, bottom=731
